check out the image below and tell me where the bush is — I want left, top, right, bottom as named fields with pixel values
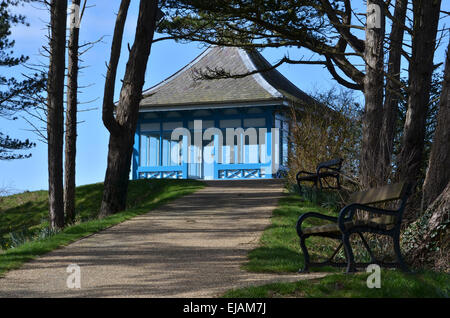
left=284, top=87, right=362, bottom=191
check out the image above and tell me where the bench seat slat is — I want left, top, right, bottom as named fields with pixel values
left=349, top=182, right=406, bottom=205
left=302, top=217, right=395, bottom=235
left=297, top=171, right=339, bottom=182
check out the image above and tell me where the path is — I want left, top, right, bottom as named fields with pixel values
left=0, top=180, right=326, bottom=297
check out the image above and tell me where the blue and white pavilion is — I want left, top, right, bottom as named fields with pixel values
left=133, top=46, right=313, bottom=180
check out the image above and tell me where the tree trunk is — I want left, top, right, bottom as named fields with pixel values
left=397, top=0, right=441, bottom=190
left=64, top=0, right=81, bottom=224
left=361, top=0, right=386, bottom=188
left=100, top=133, right=135, bottom=215
left=378, top=0, right=407, bottom=183
left=422, top=40, right=450, bottom=211
left=47, top=0, right=67, bottom=230
left=99, top=0, right=159, bottom=217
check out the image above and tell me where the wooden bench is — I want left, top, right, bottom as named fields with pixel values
left=296, top=158, right=343, bottom=192
left=296, top=182, right=411, bottom=273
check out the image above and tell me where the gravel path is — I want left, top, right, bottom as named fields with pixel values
left=0, top=180, right=326, bottom=297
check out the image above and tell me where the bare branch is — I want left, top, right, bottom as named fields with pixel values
left=191, top=55, right=326, bottom=81
left=324, top=56, right=363, bottom=90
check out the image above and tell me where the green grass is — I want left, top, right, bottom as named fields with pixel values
left=223, top=270, right=450, bottom=298
left=0, top=179, right=204, bottom=276
left=243, top=194, right=343, bottom=273
left=0, top=190, right=48, bottom=235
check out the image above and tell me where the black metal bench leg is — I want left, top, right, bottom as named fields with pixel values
left=357, top=232, right=377, bottom=263
left=342, top=232, right=357, bottom=273
left=392, top=233, right=410, bottom=272
left=327, top=242, right=343, bottom=263
left=298, top=235, right=310, bottom=273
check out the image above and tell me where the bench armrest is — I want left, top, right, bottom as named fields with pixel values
left=316, top=164, right=342, bottom=175
left=296, top=212, right=338, bottom=236
left=337, top=203, right=398, bottom=232
left=316, top=166, right=341, bottom=174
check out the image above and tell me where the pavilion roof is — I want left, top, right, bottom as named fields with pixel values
left=140, top=46, right=314, bottom=109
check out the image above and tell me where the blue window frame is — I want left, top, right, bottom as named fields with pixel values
left=162, top=132, right=182, bottom=166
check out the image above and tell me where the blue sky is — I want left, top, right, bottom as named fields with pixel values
left=0, top=0, right=448, bottom=193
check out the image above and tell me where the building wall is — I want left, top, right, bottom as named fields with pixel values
left=133, top=105, right=285, bottom=180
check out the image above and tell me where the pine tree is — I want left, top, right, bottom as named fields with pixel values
left=0, top=0, right=46, bottom=160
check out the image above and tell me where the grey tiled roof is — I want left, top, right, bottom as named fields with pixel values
left=140, top=46, right=313, bottom=108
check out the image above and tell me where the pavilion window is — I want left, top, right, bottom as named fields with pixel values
left=220, top=119, right=240, bottom=164
left=281, top=120, right=289, bottom=166
left=188, top=120, right=214, bottom=130
left=221, top=129, right=239, bottom=164
left=243, top=131, right=259, bottom=164
left=244, top=118, right=266, bottom=164
left=158, top=122, right=183, bottom=167
left=140, top=132, right=160, bottom=167
left=140, top=122, right=161, bottom=167
left=217, top=117, right=269, bottom=165
left=243, top=117, right=265, bottom=128
left=162, top=132, right=182, bottom=166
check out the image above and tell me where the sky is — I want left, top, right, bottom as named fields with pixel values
left=0, top=0, right=449, bottom=194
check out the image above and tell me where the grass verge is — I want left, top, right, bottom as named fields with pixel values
left=223, top=270, right=450, bottom=298
left=0, top=179, right=204, bottom=277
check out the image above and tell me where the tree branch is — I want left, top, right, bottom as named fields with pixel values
left=319, top=0, right=365, bottom=53
left=325, top=56, right=363, bottom=90
left=102, top=0, right=130, bottom=136
left=191, top=55, right=326, bottom=81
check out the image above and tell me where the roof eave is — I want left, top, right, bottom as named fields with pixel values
left=139, top=98, right=289, bottom=112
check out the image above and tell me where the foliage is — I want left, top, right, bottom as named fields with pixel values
left=0, top=0, right=46, bottom=160
left=222, top=270, right=450, bottom=298
left=402, top=194, right=450, bottom=272
left=159, top=0, right=331, bottom=48
left=0, top=225, right=58, bottom=249
left=289, top=183, right=343, bottom=212
left=286, top=87, right=362, bottom=190
left=159, top=0, right=369, bottom=91
left=0, top=133, right=35, bottom=160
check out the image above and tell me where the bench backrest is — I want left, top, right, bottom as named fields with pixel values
left=349, top=182, right=408, bottom=205
left=316, top=158, right=343, bottom=170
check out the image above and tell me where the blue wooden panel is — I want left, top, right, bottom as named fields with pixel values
left=132, top=119, right=140, bottom=180
left=203, top=139, right=214, bottom=180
